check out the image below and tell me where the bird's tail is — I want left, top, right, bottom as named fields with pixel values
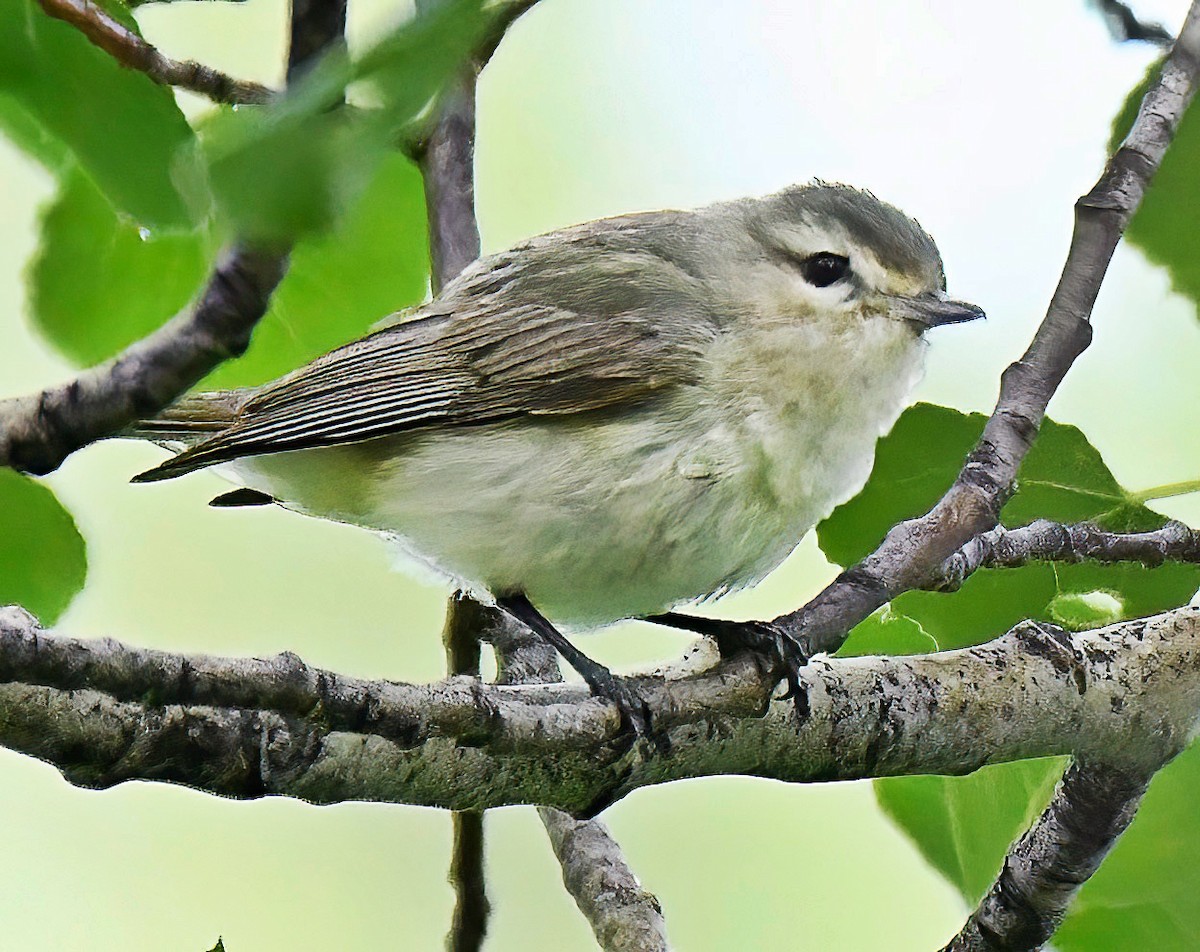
left=121, top=390, right=244, bottom=445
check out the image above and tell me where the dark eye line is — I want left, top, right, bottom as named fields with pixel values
left=798, top=251, right=851, bottom=288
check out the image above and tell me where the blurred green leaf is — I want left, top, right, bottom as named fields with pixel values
left=0, top=0, right=195, bottom=229
left=1056, top=743, right=1200, bottom=950
left=1111, top=58, right=1200, bottom=308
left=202, top=151, right=429, bottom=389
left=876, top=758, right=1067, bottom=905
left=0, top=470, right=87, bottom=624
left=29, top=167, right=212, bottom=367
left=197, top=0, right=487, bottom=242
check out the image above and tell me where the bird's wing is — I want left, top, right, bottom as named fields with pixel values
left=134, top=213, right=720, bottom=481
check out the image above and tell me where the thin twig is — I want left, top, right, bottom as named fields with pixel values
left=943, top=762, right=1151, bottom=952
left=35, top=0, right=276, bottom=104
left=412, top=4, right=664, bottom=945
left=767, top=1, right=1200, bottom=659
left=934, top=518, right=1200, bottom=590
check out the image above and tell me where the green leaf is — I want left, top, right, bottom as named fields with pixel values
left=875, top=758, right=1068, bottom=905
left=196, top=0, right=487, bottom=242
left=0, top=0, right=195, bottom=229
left=1111, top=59, right=1200, bottom=308
left=1056, top=743, right=1200, bottom=950
left=0, top=470, right=87, bottom=624
left=817, top=403, right=980, bottom=569
left=818, top=404, right=1200, bottom=652
left=28, top=167, right=212, bottom=367
left=202, top=151, right=429, bottom=389
left=834, top=607, right=937, bottom=658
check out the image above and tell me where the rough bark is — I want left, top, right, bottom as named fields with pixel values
left=2, top=605, right=1198, bottom=815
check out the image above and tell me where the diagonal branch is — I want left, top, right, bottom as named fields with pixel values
left=767, top=0, right=1200, bottom=660
left=539, top=809, right=670, bottom=952
left=488, top=610, right=671, bottom=952
left=0, top=0, right=353, bottom=477
left=943, top=760, right=1151, bottom=952
left=35, top=0, right=276, bottom=105
left=0, top=245, right=287, bottom=475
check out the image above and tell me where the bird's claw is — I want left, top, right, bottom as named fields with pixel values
left=587, top=668, right=654, bottom=738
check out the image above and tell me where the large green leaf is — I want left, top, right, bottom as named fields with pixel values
left=1111, top=59, right=1200, bottom=307
left=0, top=0, right=195, bottom=229
left=0, top=470, right=87, bottom=624
left=876, top=758, right=1068, bottom=905
left=28, top=168, right=212, bottom=367
left=202, top=151, right=429, bottom=389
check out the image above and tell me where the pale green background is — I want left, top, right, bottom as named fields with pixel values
left=1, top=1, right=1198, bottom=948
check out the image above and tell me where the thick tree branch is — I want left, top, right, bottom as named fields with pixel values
left=35, top=0, right=276, bottom=104
left=2, top=604, right=1198, bottom=814
left=944, top=761, right=1150, bottom=952
left=764, top=1, right=1200, bottom=659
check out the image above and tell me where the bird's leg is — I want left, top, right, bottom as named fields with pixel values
left=646, top=612, right=809, bottom=704
left=497, top=594, right=652, bottom=738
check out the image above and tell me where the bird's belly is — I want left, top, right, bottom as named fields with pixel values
left=234, top=403, right=827, bottom=627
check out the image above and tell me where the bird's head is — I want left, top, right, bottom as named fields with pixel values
left=741, top=182, right=985, bottom=333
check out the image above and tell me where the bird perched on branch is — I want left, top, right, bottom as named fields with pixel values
left=129, top=183, right=983, bottom=731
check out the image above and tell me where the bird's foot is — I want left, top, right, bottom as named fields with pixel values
left=496, top=593, right=660, bottom=744
left=647, top=612, right=810, bottom=710
left=573, top=659, right=655, bottom=740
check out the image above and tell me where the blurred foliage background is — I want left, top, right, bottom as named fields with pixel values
left=2, top=0, right=1200, bottom=948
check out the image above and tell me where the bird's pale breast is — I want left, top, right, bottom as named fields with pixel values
left=234, top=315, right=925, bottom=626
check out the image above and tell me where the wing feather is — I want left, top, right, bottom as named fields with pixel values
left=134, top=212, right=719, bottom=481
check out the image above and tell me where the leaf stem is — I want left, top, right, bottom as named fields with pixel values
left=1131, top=479, right=1200, bottom=503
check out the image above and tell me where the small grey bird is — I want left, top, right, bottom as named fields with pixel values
left=131, top=183, right=983, bottom=725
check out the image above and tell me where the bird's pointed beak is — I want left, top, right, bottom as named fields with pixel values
left=891, top=290, right=986, bottom=331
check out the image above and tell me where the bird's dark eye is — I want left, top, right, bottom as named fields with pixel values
left=800, top=252, right=850, bottom=288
